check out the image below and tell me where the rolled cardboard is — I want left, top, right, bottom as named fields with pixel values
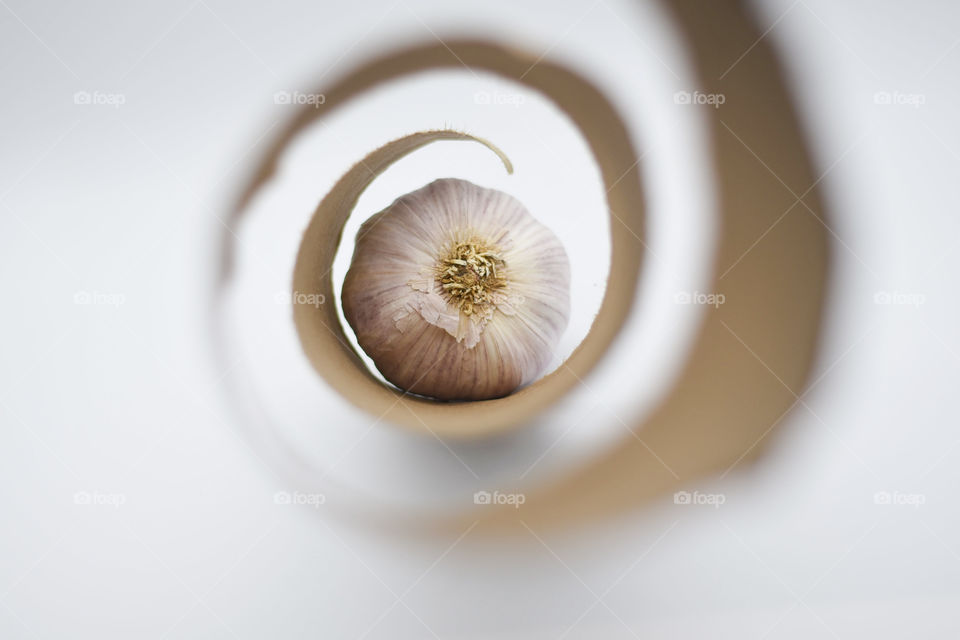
left=216, top=0, right=829, bottom=529
left=288, top=50, right=647, bottom=437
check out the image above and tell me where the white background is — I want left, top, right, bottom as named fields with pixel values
left=1, top=0, right=959, bottom=637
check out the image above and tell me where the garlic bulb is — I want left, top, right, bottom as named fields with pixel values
left=341, top=178, right=570, bottom=401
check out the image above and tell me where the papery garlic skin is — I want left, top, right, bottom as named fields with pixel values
left=341, top=178, right=570, bottom=401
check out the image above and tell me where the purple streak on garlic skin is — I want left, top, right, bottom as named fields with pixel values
left=341, top=178, right=571, bottom=401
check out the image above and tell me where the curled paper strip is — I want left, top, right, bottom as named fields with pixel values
left=287, top=46, right=646, bottom=438
left=214, top=12, right=829, bottom=525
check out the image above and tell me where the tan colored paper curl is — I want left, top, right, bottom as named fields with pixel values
left=289, top=47, right=646, bottom=438
left=219, top=0, right=830, bottom=528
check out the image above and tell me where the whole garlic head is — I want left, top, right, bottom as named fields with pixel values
left=342, top=178, right=571, bottom=400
